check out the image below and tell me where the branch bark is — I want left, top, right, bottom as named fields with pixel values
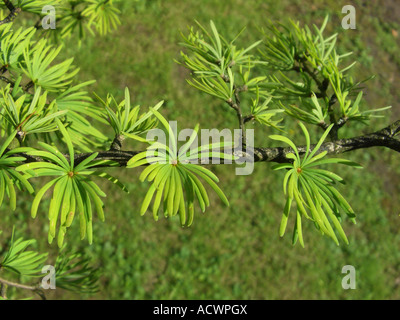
left=2, top=0, right=15, bottom=11
left=0, top=277, right=46, bottom=300
left=251, top=119, right=400, bottom=163
left=0, top=1, right=21, bottom=26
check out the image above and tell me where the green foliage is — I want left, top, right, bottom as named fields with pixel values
left=95, top=87, right=162, bottom=141
left=270, top=123, right=362, bottom=246
left=261, top=16, right=342, bottom=75
left=0, top=0, right=398, bottom=300
left=0, top=25, right=35, bottom=69
left=259, top=15, right=391, bottom=126
left=177, top=17, right=391, bottom=248
left=56, top=2, right=87, bottom=40
left=180, top=20, right=264, bottom=76
left=3, top=0, right=121, bottom=41
left=0, top=1, right=393, bottom=251
left=0, top=226, right=48, bottom=276
left=58, top=0, right=400, bottom=300
left=16, top=0, right=61, bottom=14
left=326, top=62, right=391, bottom=121
left=1, top=85, right=67, bottom=139
left=0, top=226, right=100, bottom=298
left=43, top=0, right=121, bottom=41
left=16, top=120, right=127, bottom=247
left=54, top=245, right=100, bottom=294
left=21, top=39, right=80, bottom=92
left=55, top=81, right=109, bottom=151
left=250, top=87, right=283, bottom=129
left=0, top=11, right=112, bottom=151
left=280, top=92, right=327, bottom=126
left=127, top=108, right=233, bottom=226
left=0, top=131, right=34, bottom=210
left=179, top=20, right=282, bottom=127
left=82, top=0, right=121, bottom=36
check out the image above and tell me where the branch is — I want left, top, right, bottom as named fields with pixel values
left=24, top=80, right=34, bottom=92
left=74, top=150, right=140, bottom=167
left=226, top=95, right=246, bottom=146
left=0, top=2, right=21, bottom=26
left=243, top=114, right=255, bottom=124
left=0, top=75, right=13, bottom=85
left=110, top=134, right=125, bottom=151
left=252, top=119, right=400, bottom=163
left=2, top=0, right=15, bottom=11
left=0, top=65, right=7, bottom=75
left=0, top=75, right=39, bottom=95
left=221, top=73, right=247, bottom=145
left=293, top=59, right=344, bottom=141
left=14, top=119, right=400, bottom=168
left=0, top=277, right=46, bottom=300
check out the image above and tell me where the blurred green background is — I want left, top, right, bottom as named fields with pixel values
left=2, top=0, right=400, bottom=299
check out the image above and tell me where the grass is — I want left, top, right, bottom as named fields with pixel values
left=1, top=0, right=400, bottom=300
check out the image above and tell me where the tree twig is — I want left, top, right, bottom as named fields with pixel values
left=0, top=5, right=21, bottom=26
left=0, top=283, right=7, bottom=299
left=110, top=134, right=125, bottom=151
left=2, top=0, right=15, bottom=11
left=226, top=94, right=246, bottom=147
left=221, top=73, right=247, bottom=146
left=0, top=277, right=46, bottom=300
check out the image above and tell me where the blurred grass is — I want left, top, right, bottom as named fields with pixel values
left=2, top=0, right=400, bottom=300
